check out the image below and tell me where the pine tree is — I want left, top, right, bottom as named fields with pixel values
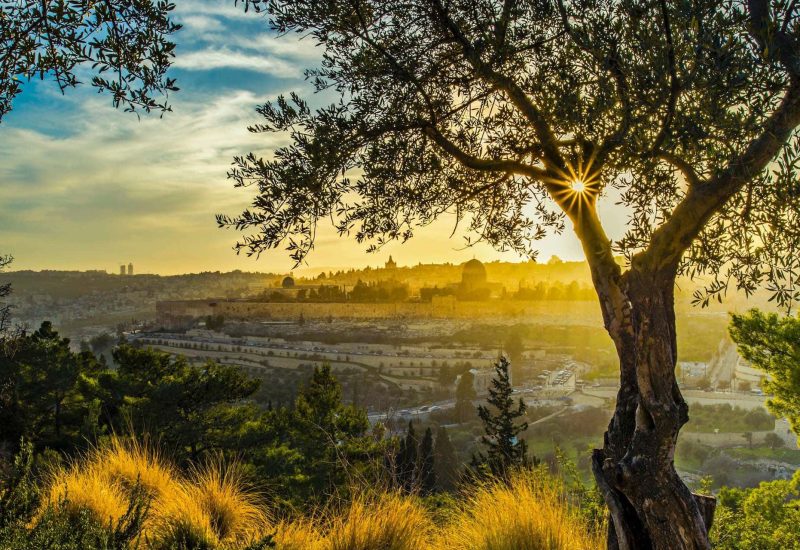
left=433, top=426, right=459, bottom=492
left=418, top=427, right=435, bottom=495
left=476, top=356, right=531, bottom=478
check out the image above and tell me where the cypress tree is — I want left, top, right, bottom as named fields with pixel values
left=396, top=420, right=418, bottom=492
left=418, top=427, right=435, bottom=495
left=433, top=426, right=459, bottom=492
left=454, top=370, right=477, bottom=423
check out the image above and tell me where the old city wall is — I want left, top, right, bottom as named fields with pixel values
left=156, top=296, right=602, bottom=327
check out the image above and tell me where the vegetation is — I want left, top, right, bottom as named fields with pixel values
left=438, top=468, right=604, bottom=550
left=711, top=471, right=800, bottom=550
left=684, top=404, right=775, bottom=434
left=475, top=356, right=531, bottom=477
left=730, top=310, right=800, bottom=444
left=0, top=1, right=180, bottom=121
left=0, top=435, right=605, bottom=550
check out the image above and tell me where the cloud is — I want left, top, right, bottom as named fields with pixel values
left=174, top=48, right=302, bottom=77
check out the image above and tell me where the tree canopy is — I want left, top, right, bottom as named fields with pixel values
left=730, top=309, right=800, bottom=444
left=0, top=0, right=180, bottom=122
left=221, top=0, right=800, bottom=310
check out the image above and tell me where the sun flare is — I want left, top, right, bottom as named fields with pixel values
left=570, top=180, right=586, bottom=193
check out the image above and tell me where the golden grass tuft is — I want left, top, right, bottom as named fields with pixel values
left=100, top=435, right=180, bottom=501
left=326, top=491, right=435, bottom=550
left=44, top=463, right=129, bottom=526
left=40, top=438, right=273, bottom=549
left=436, top=469, right=604, bottom=550
left=272, top=518, right=325, bottom=550
left=187, top=458, right=271, bottom=547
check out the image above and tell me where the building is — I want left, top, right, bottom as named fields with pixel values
left=460, top=259, right=487, bottom=292
left=127, top=263, right=134, bottom=276
left=385, top=255, right=397, bottom=270
left=119, top=265, right=126, bottom=276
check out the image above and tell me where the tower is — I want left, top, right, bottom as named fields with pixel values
left=120, top=265, right=126, bottom=276
left=127, top=263, right=134, bottom=276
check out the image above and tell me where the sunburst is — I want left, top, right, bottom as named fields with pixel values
left=545, top=149, right=602, bottom=215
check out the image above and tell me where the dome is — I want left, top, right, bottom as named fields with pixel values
left=461, top=259, right=487, bottom=290
left=281, top=276, right=295, bottom=288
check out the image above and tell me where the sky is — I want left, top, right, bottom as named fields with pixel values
left=0, top=1, right=628, bottom=276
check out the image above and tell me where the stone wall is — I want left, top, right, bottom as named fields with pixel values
left=156, top=297, right=602, bottom=328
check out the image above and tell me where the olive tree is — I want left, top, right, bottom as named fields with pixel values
left=0, top=0, right=180, bottom=122
left=216, top=1, right=800, bottom=548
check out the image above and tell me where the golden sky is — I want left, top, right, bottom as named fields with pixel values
left=0, top=2, right=628, bottom=276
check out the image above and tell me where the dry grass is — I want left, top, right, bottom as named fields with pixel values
left=43, top=463, right=130, bottom=526
left=40, top=439, right=603, bottom=550
left=435, top=469, right=605, bottom=550
left=325, top=491, right=435, bottom=550
left=187, top=458, right=271, bottom=547
left=41, top=438, right=271, bottom=549
left=272, top=518, right=325, bottom=550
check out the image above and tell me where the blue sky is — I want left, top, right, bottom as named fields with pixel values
left=0, top=1, right=626, bottom=275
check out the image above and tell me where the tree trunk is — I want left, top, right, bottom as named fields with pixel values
left=592, top=266, right=715, bottom=550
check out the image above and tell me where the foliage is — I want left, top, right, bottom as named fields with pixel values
left=220, top=0, right=800, bottom=312
left=418, top=427, right=436, bottom=495
left=475, top=356, right=531, bottom=477
left=110, top=345, right=262, bottom=463
left=0, top=254, right=12, bottom=339
left=711, top=471, right=800, bottom=549
left=0, top=322, right=108, bottom=453
left=395, top=421, right=419, bottom=492
left=432, top=426, right=459, bottom=492
left=0, top=1, right=180, bottom=121
left=730, top=309, right=800, bottom=444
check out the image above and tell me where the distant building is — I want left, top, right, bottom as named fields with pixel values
left=281, top=276, right=295, bottom=288
left=385, top=255, right=397, bottom=270
left=460, top=259, right=487, bottom=291
left=119, top=265, right=126, bottom=276
left=455, top=367, right=496, bottom=396
left=127, top=263, right=134, bottom=276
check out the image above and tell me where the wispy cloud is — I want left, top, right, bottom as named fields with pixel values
left=174, top=48, right=302, bottom=77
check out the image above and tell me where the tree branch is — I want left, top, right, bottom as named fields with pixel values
left=423, top=124, right=547, bottom=180
left=640, top=80, right=800, bottom=272
left=654, top=150, right=702, bottom=187
left=427, top=0, right=565, bottom=170
left=555, top=0, right=631, bottom=163
left=747, top=0, right=800, bottom=79
left=650, top=0, right=681, bottom=153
